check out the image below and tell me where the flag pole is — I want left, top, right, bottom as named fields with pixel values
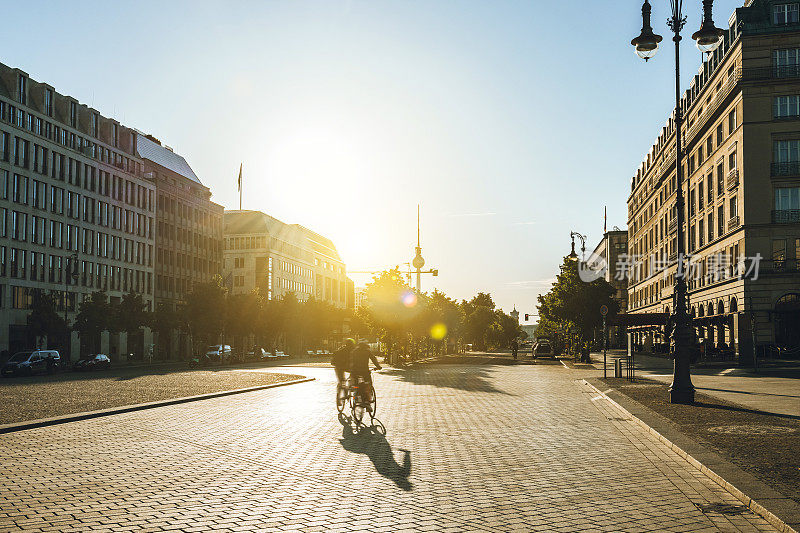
left=238, top=163, right=243, bottom=210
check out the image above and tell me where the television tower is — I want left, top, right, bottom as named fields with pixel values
left=412, top=205, right=425, bottom=291
left=411, top=205, right=438, bottom=292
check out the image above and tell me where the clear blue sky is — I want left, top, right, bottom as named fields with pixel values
left=2, top=0, right=744, bottom=322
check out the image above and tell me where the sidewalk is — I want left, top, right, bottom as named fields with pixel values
left=591, top=350, right=800, bottom=418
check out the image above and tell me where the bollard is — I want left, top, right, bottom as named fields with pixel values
left=614, top=358, right=623, bottom=378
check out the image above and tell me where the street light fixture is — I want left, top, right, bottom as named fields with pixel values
left=568, top=232, right=586, bottom=262
left=631, top=0, right=662, bottom=61
left=631, top=0, right=724, bottom=405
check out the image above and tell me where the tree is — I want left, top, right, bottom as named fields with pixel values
left=74, top=291, right=112, bottom=355
left=151, top=302, right=182, bottom=360
left=26, top=290, right=67, bottom=349
left=184, top=276, right=227, bottom=354
left=113, top=290, right=150, bottom=359
left=537, top=257, right=619, bottom=360
left=225, top=291, right=262, bottom=355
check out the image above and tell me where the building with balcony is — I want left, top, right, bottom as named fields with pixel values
left=223, top=210, right=350, bottom=308
left=137, top=134, right=223, bottom=359
left=0, top=62, right=156, bottom=360
left=626, top=0, right=800, bottom=360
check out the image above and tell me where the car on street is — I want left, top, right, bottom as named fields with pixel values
left=532, top=340, right=554, bottom=359
left=306, top=350, right=316, bottom=356
left=2, top=350, right=61, bottom=376
left=205, top=345, right=232, bottom=364
left=247, top=347, right=268, bottom=360
left=274, top=351, right=289, bottom=358
left=261, top=350, right=278, bottom=360
left=315, top=350, right=325, bottom=356
left=73, top=354, right=112, bottom=371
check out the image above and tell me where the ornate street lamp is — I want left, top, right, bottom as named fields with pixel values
left=631, top=0, right=724, bottom=404
left=568, top=232, right=586, bottom=262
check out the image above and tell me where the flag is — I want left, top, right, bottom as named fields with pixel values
left=237, top=163, right=242, bottom=193
left=604, top=206, right=607, bottom=233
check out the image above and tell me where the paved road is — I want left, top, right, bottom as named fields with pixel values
left=0, top=363, right=777, bottom=532
left=593, top=351, right=800, bottom=418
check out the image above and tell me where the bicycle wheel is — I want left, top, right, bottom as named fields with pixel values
left=336, top=383, right=347, bottom=413
left=365, top=384, right=377, bottom=418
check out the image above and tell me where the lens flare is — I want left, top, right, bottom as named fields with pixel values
left=430, top=323, right=447, bottom=341
left=402, top=291, right=417, bottom=308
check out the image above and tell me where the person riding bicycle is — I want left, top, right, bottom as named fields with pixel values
left=332, top=338, right=355, bottom=385
left=349, top=340, right=382, bottom=399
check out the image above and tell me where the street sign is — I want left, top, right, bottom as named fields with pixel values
left=600, top=305, right=608, bottom=316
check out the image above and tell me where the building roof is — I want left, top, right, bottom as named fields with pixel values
left=136, top=134, right=202, bottom=185
left=224, top=210, right=343, bottom=263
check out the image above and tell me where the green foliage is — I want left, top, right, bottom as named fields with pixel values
left=26, top=290, right=67, bottom=347
left=185, top=276, right=227, bottom=351
left=74, top=291, right=111, bottom=353
left=537, top=257, right=619, bottom=352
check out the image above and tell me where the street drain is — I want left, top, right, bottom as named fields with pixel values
left=707, top=425, right=796, bottom=436
left=695, top=503, right=752, bottom=515
left=606, top=417, right=630, bottom=421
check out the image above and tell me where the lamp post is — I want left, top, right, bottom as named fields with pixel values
left=568, top=232, right=586, bottom=263
left=631, top=0, right=723, bottom=404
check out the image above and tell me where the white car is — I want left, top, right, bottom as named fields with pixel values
left=205, top=345, right=231, bottom=363
left=274, top=351, right=289, bottom=358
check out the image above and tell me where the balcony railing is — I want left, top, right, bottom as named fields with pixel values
left=726, top=169, right=739, bottom=190
left=741, top=64, right=800, bottom=81
left=773, top=209, right=800, bottom=223
left=668, top=218, right=677, bottom=235
left=771, top=161, right=800, bottom=177
left=727, top=215, right=740, bottom=231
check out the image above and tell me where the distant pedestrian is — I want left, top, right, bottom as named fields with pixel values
left=511, top=339, right=518, bottom=360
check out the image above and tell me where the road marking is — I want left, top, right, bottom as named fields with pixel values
left=719, top=368, right=736, bottom=375
left=560, top=360, right=569, bottom=369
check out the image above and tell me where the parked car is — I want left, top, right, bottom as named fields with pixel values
left=315, top=350, right=324, bottom=356
left=2, top=349, right=60, bottom=376
left=205, top=345, right=232, bottom=363
left=261, top=350, right=278, bottom=360
left=274, top=351, right=289, bottom=358
left=247, top=347, right=267, bottom=360
left=73, top=354, right=112, bottom=371
left=532, top=340, right=554, bottom=359
left=306, top=350, right=316, bottom=356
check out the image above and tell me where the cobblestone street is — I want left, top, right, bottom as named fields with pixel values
left=0, top=363, right=779, bottom=532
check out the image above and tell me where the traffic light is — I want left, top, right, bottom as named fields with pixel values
left=525, top=313, right=529, bottom=321
left=432, top=269, right=439, bottom=276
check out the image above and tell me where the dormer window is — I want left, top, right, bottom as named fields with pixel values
left=774, top=3, right=799, bottom=25
left=91, top=113, right=98, bottom=137
left=44, top=89, right=53, bottom=116
left=112, top=123, right=118, bottom=147
left=17, top=75, right=26, bottom=105
left=70, top=102, right=77, bottom=128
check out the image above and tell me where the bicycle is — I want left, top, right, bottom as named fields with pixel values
left=337, top=375, right=376, bottom=425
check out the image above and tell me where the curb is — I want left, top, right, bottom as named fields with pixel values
left=583, top=378, right=800, bottom=533
left=0, top=377, right=315, bottom=434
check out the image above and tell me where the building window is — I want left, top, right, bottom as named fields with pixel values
left=70, top=102, right=77, bottom=128
left=716, top=123, right=724, bottom=144
left=774, top=95, right=800, bottom=118
left=717, top=162, right=725, bottom=196
left=774, top=140, right=800, bottom=162
left=718, top=205, right=725, bottom=235
left=774, top=3, right=799, bottom=25
left=44, top=89, right=53, bottom=116
left=773, top=48, right=800, bottom=77
left=775, top=187, right=800, bottom=210
left=17, top=75, right=26, bottom=105
left=91, top=113, right=98, bottom=137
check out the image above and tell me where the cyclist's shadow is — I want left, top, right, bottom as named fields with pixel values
left=338, top=420, right=412, bottom=491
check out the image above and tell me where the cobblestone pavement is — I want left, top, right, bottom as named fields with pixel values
left=0, top=363, right=779, bottom=532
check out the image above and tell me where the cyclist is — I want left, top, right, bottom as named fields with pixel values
left=332, top=338, right=355, bottom=385
left=349, top=340, right=382, bottom=400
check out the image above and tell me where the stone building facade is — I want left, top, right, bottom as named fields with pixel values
left=626, top=0, right=800, bottom=360
left=223, top=210, right=351, bottom=308
left=0, top=62, right=156, bottom=361
left=137, top=134, right=223, bottom=358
